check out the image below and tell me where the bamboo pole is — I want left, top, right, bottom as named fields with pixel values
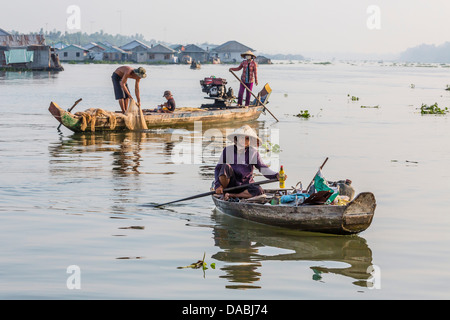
left=229, top=70, right=279, bottom=122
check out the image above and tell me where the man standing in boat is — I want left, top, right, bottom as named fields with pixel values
left=214, top=125, right=285, bottom=201
left=112, top=66, right=147, bottom=113
left=229, top=50, right=258, bottom=107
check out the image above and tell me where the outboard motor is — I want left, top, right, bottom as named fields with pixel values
left=200, top=76, right=235, bottom=108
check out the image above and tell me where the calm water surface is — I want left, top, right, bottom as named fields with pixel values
left=1, top=62, right=450, bottom=299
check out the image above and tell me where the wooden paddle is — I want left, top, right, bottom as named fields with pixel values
left=229, top=70, right=279, bottom=122
left=150, top=178, right=279, bottom=208
left=305, top=157, right=329, bottom=193
left=57, top=98, right=82, bottom=130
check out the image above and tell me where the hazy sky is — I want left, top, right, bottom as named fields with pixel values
left=2, top=0, right=450, bottom=58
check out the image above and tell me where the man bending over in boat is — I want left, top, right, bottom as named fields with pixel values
left=112, top=66, right=147, bottom=113
left=152, top=90, right=176, bottom=113
left=214, top=125, right=285, bottom=201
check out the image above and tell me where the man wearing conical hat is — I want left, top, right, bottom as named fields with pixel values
left=229, top=50, right=258, bottom=107
left=112, top=65, right=147, bottom=113
left=214, top=125, right=285, bottom=201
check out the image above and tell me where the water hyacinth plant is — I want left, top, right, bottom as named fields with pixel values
left=295, top=110, right=311, bottom=118
left=420, top=103, right=448, bottom=115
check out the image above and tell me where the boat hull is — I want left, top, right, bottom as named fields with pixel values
left=49, top=102, right=264, bottom=132
left=212, top=192, right=376, bottom=235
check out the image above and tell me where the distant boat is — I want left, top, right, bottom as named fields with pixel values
left=190, top=61, right=201, bottom=69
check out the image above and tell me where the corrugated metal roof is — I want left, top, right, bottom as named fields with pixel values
left=0, top=28, right=12, bottom=36
left=120, top=40, right=151, bottom=50
left=58, top=44, right=89, bottom=52
left=183, top=44, right=206, bottom=53
left=212, top=40, right=254, bottom=53
left=147, top=44, right=176, bottom=54
left=82, top=42, right=106, bottom=51
left=104, top=45, right=129, bottom=54
left=51, top=42, right=68, bottom=50
left=0, top=34, right=45, bottom=46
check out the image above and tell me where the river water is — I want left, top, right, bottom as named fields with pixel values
left=1, top=61, right=450, bottom=300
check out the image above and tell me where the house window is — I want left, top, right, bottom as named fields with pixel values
left=76, top=52, right=80, bottom=57
left=149, top=54, right=155, bottom=59
left=164, top=54, right=170, bottom=60
left=64, top=52, right=68, bottom=57
left=115, top=53, right=119, bottom=60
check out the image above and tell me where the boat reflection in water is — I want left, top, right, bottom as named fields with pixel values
left=210, top=209, right=375, bottom=290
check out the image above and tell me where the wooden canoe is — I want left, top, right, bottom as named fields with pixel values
left=49, top=101, right=264, bottom=132
left=212, top=192, right=376, bottom=235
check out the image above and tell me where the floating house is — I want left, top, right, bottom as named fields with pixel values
left=83, top=42, right=106, bottom=61
left=210, top=40, right=254, bottom=63
left=182, top=44, right=208, bottom=63
left=145, top=44, right=177, bottom=63
left=58, top=44, right=89, bottom=61
left=103, top=45, right=130, bottom=62
left=120, top=40, right=151, bottom=63
left=0, top=30, right=63, bottom=71
left=256, top=55, right=272, bottom=64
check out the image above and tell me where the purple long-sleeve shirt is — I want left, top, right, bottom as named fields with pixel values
left=214, top=145, right=278, bottom=189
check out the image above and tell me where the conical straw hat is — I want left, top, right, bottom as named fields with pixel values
left=227, top=125, right=261, bottom=143
left=240, top=50, right=256, bottom=58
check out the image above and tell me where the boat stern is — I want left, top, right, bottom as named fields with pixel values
left=342, top=192, right=376, bottom=234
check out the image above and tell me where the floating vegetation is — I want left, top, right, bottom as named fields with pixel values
left=445, top=85, right=450, bottom=91
left=118, top=226, right=145, bottom=230
left=391, top=160, right=419, bottom=165
left=295, top=110, right=311, bottom=118
left=420, top=103, right=448, bottom=115
left=313, top=61, right=332, bottom=65
left=348, top=94, right=359, bottom=101
left=361, top=105, right=379, bottom=109
left=177, top=253, right=216, bottom=273
left=410, top=84, right=415, bottom=89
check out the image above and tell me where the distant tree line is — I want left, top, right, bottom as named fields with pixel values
left=400, top=42, right=450, bottom=63
left=9, top=28, right=158, bottom=47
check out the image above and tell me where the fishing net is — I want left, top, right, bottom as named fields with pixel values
left=125, top=99, right=148, bottom=130
left=74, top=100, right=148, bottom=132
left=75, top=108, right=117, bottom=132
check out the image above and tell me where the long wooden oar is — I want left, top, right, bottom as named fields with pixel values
left=150, top=178, right=278, bottom=208
left=306, top=157, right=329, bottom=192
left=57, top=98, right=82, bottom=130
left=229, top=70, right=279, bottom=122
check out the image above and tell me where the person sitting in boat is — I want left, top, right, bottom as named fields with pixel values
left=214, top=125, right=285, bottom=201
left=152, top=90, right=176, bottom=113
left=229, top=50, right=258, bottom=107
left=111, top=66, right=147, bottom=114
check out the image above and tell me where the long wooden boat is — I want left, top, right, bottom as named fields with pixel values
left=49, top=102, right=264, bottom=132
left=212, top=192, right=376, bottom=235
